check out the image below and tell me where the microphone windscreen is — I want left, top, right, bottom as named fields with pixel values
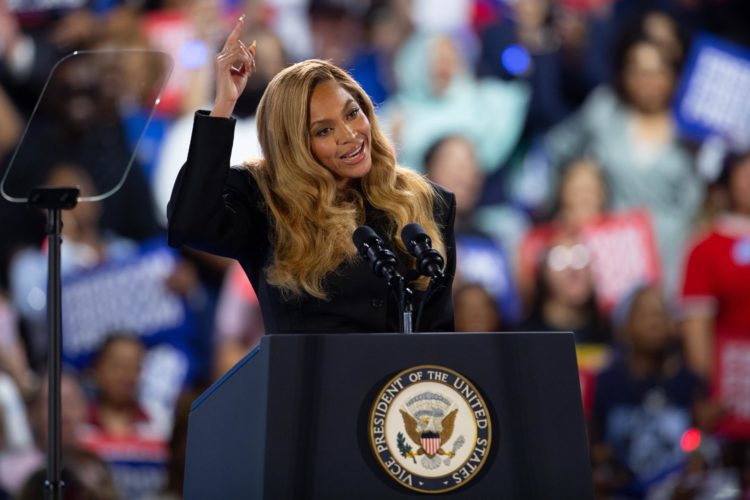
left=352, top=225, right=380, bottom=254
left=401, top=222, right=429, bottom=247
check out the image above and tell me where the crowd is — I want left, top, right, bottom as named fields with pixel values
left=1, top=0, right=749, bottom=498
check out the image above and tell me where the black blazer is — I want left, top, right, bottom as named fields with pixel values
left=167, top=111, right=456, bottom=334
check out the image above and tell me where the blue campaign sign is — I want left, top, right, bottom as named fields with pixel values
left=456, top=234, right=521, bottom=324
left=61, top=239, right=200, bottom=400
left=674, top=34, right=750, bottom=147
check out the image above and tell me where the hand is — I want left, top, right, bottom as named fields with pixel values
left=0, top=0, right=20, bottom=59
left=211, top=15, right=256, bottom=118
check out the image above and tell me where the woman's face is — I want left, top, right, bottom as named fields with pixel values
left=95, top=338, right=144, bottom=406
left=544, top=243, right=594, bottom=307
left=454, top=285, right=501, bottom=332
left=430, top=36, right=461, bottom=97
left=427, top=137, right=483, bottom=215
left=309, top=80, right=372, bottom=188
left=559, top=160, right=606, bottom=227
left=626, top=288, right=672, bottom=353
left=622, top=42, right=675, bottom=114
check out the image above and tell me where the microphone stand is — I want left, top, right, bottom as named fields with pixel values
left=389, top=275, right=413, bottom=334
left=28, top=186, right=79, bottom=500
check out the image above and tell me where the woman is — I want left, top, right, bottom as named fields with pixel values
left=517, top=157, right=608, bottom=310
left=591, top=285, right=703, bottom=498
left=167, top=17, right=456, bottom=334
left=681, top=151, right=750, bottom=446
left=517, top=235, right=609, bottom=345
left=544, top=24, right=702, bottom=296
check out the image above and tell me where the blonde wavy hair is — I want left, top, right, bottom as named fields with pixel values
left=245, top=59, right=446, bottom=299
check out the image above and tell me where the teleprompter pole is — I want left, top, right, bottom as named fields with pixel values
left=28, top=187, right=79, bottom=500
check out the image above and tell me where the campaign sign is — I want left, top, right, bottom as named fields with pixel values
left=713, top=330, right=750, bottom=439
left=456, top=234, right=521, bottom=323
left=61, top=241, right=196, bottom=411
left=80, top=431, right=169, bottom=500
left=580, top=210, right=661, bottom=312
left=674, top=34, right=750, bottom=146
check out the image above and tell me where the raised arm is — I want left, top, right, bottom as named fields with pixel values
left=167, top=16, right=266, bottom=259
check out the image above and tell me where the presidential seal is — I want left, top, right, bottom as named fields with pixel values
left=368, top=365, right=492, bottom=494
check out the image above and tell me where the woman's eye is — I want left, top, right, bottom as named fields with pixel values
left=315, top=128, right=331, bottom=137
left=348, top=108, right=360, bottom=119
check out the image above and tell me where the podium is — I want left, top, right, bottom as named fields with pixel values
left=184, top=332, right=593, bottom=499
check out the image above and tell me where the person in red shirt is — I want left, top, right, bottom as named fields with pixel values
left=681, top=150, right=750, bottom=446
left=681, top=151, right=750, bottom=378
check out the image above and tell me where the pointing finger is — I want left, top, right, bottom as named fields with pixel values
left=223, top=14, right=246, bottom=51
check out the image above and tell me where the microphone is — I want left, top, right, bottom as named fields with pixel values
left=353, top=225, right=402, bottom=284
left=401, top=223, right=444, bottom=280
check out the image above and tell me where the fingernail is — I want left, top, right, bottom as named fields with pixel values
left=251, top=40, right=256, bottom=49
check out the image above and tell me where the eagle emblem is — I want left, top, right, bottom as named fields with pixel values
left=369, top=365, right=492, bottom=493
left=398, top=391, right=465, bottom=469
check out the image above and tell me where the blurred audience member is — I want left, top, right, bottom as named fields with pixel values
left=454, top=283, right=503, bottom=333
left=16, top=448, right=118, bottom=500
left=0, top=369, right=34, bottom=497
left=3, top=371, right=91, bottom=498
left=477, top=0, right=595, bottom=135
left=517, top=157, right=608, bottom=308
left=517, top=236, right=609, bottom=344
left=29, top=373, right=89, bottom=460
left=0, top=0, right=61, bottom=118
left=0, top=83, right=20, bottom=159
left=681, top=150, right=750, bottom=379
left=424, top=134, right=521, bottom=325
left=381, top=31, right=529, bottom=174
left=590, top=285, right=706, bottom=498
left=308, top=0, right=366, bottom=69
left=81, top=334, right=169, bottom=500
left=545, top=21, right=702, bottom=296
left=348, top=1, right=413, bottom=105
left=0, top=294, right=33, bottom=399
left=410, top=0, right=473, bottom=35
left=213, top=262, right=264, bottom=379
left=681, top=151, right=750, bottom=466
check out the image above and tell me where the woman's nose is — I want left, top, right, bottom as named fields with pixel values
left=336, top=123, right=357, bottom=143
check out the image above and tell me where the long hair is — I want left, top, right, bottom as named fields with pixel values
left=245, top=59, right=445, bottom=299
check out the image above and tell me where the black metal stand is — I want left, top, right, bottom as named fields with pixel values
left=392, top=277, right=413, bottom=335
left=28, top=187, right=79, bottom=500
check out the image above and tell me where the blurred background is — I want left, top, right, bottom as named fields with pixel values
left=1, top=0, right=750, bottom=498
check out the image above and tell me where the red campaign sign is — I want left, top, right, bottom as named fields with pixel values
left=580, top=210, right=662, bottom=312
left=713, top=331, right=750, bottom=439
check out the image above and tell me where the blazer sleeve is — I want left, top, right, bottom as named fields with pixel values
left=167, top=111, right=268, bottom=259
left=419, top=187, right=457, bottom=332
